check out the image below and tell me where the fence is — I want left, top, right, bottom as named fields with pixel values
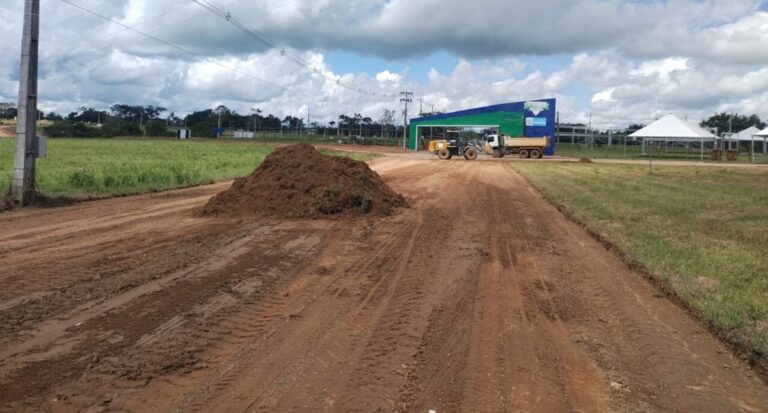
left=555, top=140, right=768, bottom=164
left=219, top=128, right=404, bottom=147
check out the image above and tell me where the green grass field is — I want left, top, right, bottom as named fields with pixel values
left=0, top=138, right=379, bottom=196
left=511, top=162, right=768, bottom=357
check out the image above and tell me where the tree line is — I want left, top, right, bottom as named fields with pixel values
left=1, top=101, right=763, bottom=139
left=0, top=102, right=404, bottom=139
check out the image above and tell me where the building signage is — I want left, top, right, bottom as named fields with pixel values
left=524, top=101, right=550, bottom=116
left=526, top=117, right=547, bottom=127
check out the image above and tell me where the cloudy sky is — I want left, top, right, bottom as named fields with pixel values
left=1, top=0, right=767, bottom=128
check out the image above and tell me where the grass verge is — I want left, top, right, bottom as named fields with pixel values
left=511, top=162, right=768, bottom=367
left=0, top=139, right=381, bottom=197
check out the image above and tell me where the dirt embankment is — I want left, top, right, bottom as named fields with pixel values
left=201, top=143, right=406, bottom=218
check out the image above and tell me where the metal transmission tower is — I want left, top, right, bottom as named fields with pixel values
left=12, top=0, right=40, bottom=204
left=400, top=92, right=413, bottom=151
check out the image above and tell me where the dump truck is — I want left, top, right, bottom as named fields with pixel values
left=484, top=134, right=549, bottom=158
left=428, top=138, right=479, bottom=160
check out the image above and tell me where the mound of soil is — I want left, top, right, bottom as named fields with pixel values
left=201, top=144, right=406, bottom=219
left=578, top=157, right=593, bottom=163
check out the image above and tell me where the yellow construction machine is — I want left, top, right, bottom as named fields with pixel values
left=428, top=138, right=479, bottom=160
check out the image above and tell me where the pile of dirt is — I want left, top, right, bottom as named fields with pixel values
left=201, top=144, right=406, bottom=219
left=578, top=157, right=593, bottom=163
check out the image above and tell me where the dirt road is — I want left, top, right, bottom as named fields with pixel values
left=0, top=126, right=14, bottom=138
left=1, top=156, right=767, bottom=412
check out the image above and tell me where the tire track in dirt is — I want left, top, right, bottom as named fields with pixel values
left=0, top=222, right=331, bottom=411
left=113, top=229, right=330, bottom=412
left=2, top=156, right=768, bottom=412
left=164, top=211, right=426, bottom=411
left=395, top=160, right=768, bottom=413
left=153, top=162, right=481, bottom=412
left=0, top=220, right=251, bottom=342
left=166, top=186, right=431, bottom=411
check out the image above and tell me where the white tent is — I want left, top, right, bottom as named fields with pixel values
left=729, top=126, right=762, bottom=142
left=756, top=127, right=768, bottom=155
left=629, top=114, right=717, bottom=161
left=629, top=114, right=717, bottom=142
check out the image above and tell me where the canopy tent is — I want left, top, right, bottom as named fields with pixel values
left=629, top=114, right=717, bottom=162
left=721, top=126, right=762, bottom=152
left=756, top=127, right=768, bottom=155
left=728, top=126, right=762, bottom=142
left=629, top=114, right=717, bottom=142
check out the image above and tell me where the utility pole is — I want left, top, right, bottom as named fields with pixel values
left=400, top=91, right=412, bottom=151
left=217, top=110, right=221, bottom=138
left=419, top=98, right=423, bottom=116
left=12, top=0, right=40, bottom=204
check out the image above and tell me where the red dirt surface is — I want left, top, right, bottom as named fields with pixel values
left=201, top=143, right=405, bottom=218
left=0, top=125, right=14, bottom=138
left=1, top=155, right=767, bottom=412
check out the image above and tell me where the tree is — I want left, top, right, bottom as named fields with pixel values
left=67, top=107, right=108, bottom=124
left=379, top=109, right=395, bottom=126
left=379, top=109, right=396, bottom=138
left=251, top=107, right=263, bottom=131
left=263, top=114, right=281, bottom=129
left=623, top=123, right=645, bottom=135
left=282, top=115, right=304, bottom=129
left=166, top=112, right=182, bottom=126
left=0, top=102, right=17, bottom=119
left=45, top=112, right=63, bottom=121
left=701, top=112, right=765, bottom=135
left=110, top=104, right=165, bottom=124
left=213, top=105, right=229, bottom=126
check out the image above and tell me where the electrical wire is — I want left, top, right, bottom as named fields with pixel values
left=57, top=0, right=288, bottom=93
left=57, top=0, right=433, bottom=117
left=191, top=0, right=400, bottom=99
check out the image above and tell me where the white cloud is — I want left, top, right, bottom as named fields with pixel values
left=592, top=88, right=615, bottom=103
left=631, top=58, right=689, bottom=78
left=375, top=70, right=401, bottom=83
left=0, top=0, right=767, bottom=130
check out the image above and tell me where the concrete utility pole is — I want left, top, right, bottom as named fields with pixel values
left=12, top=0, right=40, bottom=204
left=217, top=110, right=221, bottom=138
left=400, top=91, right=412, bottom=151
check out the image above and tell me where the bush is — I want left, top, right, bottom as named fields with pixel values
left=145, top=120, right=174, bottom=137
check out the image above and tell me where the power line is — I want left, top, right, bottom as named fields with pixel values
left=57, top=0, right=287, bottom=93
left=190, top=0, right=399, bottom=99
left=58, top=0, right=434, bottom=119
